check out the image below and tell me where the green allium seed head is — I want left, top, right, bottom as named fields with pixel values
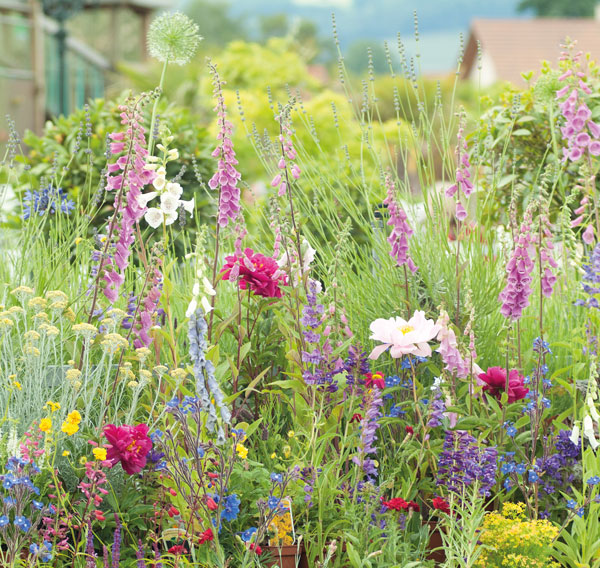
left=147, top=12, right=202, bottom=66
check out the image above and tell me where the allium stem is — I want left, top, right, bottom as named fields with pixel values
left=147, top=58, right=169, bottom=157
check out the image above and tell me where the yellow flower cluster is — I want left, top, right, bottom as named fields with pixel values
left=475, top=503, right=559, bottom=568
left=61, top=410, right=82, bottom=436
left=268, top=499, right=294, bottom=547
left=93, top=447, right=107, bottom=461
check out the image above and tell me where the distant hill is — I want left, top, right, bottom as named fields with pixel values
left=228, top=0, right=524, bottom=72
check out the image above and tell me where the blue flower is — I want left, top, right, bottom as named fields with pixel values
left=267, top=496, right=281, bottom=509
left=22, top=185, right=75, bottom=220
left=567, top=499, right=577, bottom=510
left=528, top=470, right=540, bottom=483
left=30, top=541, right=53, bottom=563
left=515, top=463, right=527, bottom=475
left=32, top=500, right=44, bottom=510
left=577, top=507, right=585, bottom=518
left=503, top=478, right=512, bottom=491
left=14, top=515, right=31, bottom=532
left=587, top=476, right=600, bottom=486
left=0, top=515, right=9, bottom=527
left=240, top=527, right=257, bottom=542
left=231, top=429, right=246, bottom=440
left=221, top=494, right=240, bottom=522
left=501, top=462, right=515, bottom=475
left=270, top=473, right=283, bottom=483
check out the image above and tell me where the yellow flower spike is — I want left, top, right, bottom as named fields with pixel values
left=39, top=418, right=52, bottom=433
left=93, top=448, right=107, bottom=461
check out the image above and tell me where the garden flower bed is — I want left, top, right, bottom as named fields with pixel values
left=1, top=11, right=600, bottom=568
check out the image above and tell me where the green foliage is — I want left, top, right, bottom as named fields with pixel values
left=518, top=0, right=596, bottom=17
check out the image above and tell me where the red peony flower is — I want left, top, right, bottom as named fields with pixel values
left=478, top=366, right=529, bottom=403
left=221, top=248, right=286, bottom=298
left=103, top=423, right=153, bottom=475
left=432, top=497, right=450, bottom=515
left=364, top=372, right=386, bottom=389
left=198, top=528, right=214, bottom=545
left=249, top=543, right=263, bottom=556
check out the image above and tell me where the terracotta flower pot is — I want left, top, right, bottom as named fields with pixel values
left=426, top=520, right=446, bottom=564
left=263, top=543, right=308, bottom=568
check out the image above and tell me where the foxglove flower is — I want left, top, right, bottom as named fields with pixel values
left=207, top=63, right=241, bottom=227
left=383, top=172, right=417, bottom=272
left=436, top=309, right=483, bottom=379
left=445, top=119, right=473, bottom=220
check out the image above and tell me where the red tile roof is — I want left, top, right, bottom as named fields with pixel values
left=463, top=18, right=600, bottom=84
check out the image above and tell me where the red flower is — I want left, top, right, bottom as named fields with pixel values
left=364, top=372, right=386, bottom=389
left=167, top=506, right=180, bottom=518
left=93, top=510, right=105, bottom=521
left=432, top=497, right=450, bottom=514
left=405, top=426, right=414, bottom=435
left=382, top=497, right=420, bottom=512
left=249, top=543, right=263, bottom=556
left=350, top=413, right=363, bottom=423
left=103, top=423, right=152, bottom=475
left=205, top=496, right=218, bottom=511
left=221, top=248, right=286, bottom=298
left=478, top=366, right=529, bottom=403
left=382, top=497, right=408, bottom=511
left=198, top=528, right=214, bottom=545
left=168, top=545, right=187, bottom=556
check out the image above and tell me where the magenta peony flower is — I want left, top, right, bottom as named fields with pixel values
left=103, top=423, right=153, bottom=475
left=221, top=248, right=286, bottom=298
left=478, top=366, right=529, bottom=404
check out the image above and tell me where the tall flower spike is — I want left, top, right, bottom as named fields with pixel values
left=207, top=62, right=241, bottom=228
left=383, top=173, right=417, bottom=273
left=537, top=210, right=558, bottom=298
left=188, top=309, right=231, bottom=443
left=101, top=100, right=155, bottom=304
left=272, top=110, right=301, bottom=197
left=445, top=115, right=473, bottom=221
left=499, top=208, right=535, bottom=320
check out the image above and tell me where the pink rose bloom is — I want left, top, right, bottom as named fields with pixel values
left=221, top=248, right=286, bottom=298
left=368, top=310, right=441, bottom=360
left=103, top=423, right=153, bottom=475
left=478, top=366, right=529, bottom=404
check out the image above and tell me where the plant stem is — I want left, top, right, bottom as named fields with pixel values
left=147, top=59, right=169, bottom=156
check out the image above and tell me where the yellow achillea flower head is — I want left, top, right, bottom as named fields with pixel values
left=93, top=448, right=107, bottom=461
left=39, top=418, right=52, bottom=433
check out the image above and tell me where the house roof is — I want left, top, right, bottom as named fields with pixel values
left=462, top=18, right=600, bottom=84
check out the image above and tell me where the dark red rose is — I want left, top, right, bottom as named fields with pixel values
left=432, top=497, right=450, bottom=514
left=478, top=366, right=529, bottom=403
left=103, top=423, right=152, bottom=475
left=221, top=248, right=286, bottom=298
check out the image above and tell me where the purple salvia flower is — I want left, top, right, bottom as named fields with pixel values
left=207, top=62, right=241, bottom=228
left=383, top=172, right=417, bottom=273
left=86, top=518, right=96, bottom=568
left=437, top=430, right=497, bottom=497
left=103, top=545, right=110, bottom=568
left=112, top=513, right=121, bottom=568
left=427, top=388, right=446, bottom=427
left=499, top=217, right=534, bottom=320
left=575, top=242, right=600, bottom=309
left=352, top=385, right=383, bottom=480
left=136, top=540, right=147, bottom=568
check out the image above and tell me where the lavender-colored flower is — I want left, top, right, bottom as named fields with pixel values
left=427, top=388, right=446, bottom=427
left=22, top=184, right=75, bottom=220
left=575, top=242, right=600, bottom=309
left=187, top=309, right=231, bottom=443
left=437, top=430, right=497, bottom=496
left=445, top=120, right=473, bottom=221
left=352, top=386, right=383, bottom=480
left=207, top=62, right=241, bottom=228
left=383, top=173, right=417, bottom=272
left=499, top=220, right=534, bottom=320
left=111, top=514, right=121, bottom=568
left=136, top=540, right=147, bottom=568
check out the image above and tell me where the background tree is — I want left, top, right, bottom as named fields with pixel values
left=186, top=0, right=247, bottom=46
left=517, top=0, right=595, bottom=17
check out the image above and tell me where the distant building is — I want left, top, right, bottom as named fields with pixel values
left=462, top=11, right=600, bottom=86
left=0, top=0, right=170, bottom=138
